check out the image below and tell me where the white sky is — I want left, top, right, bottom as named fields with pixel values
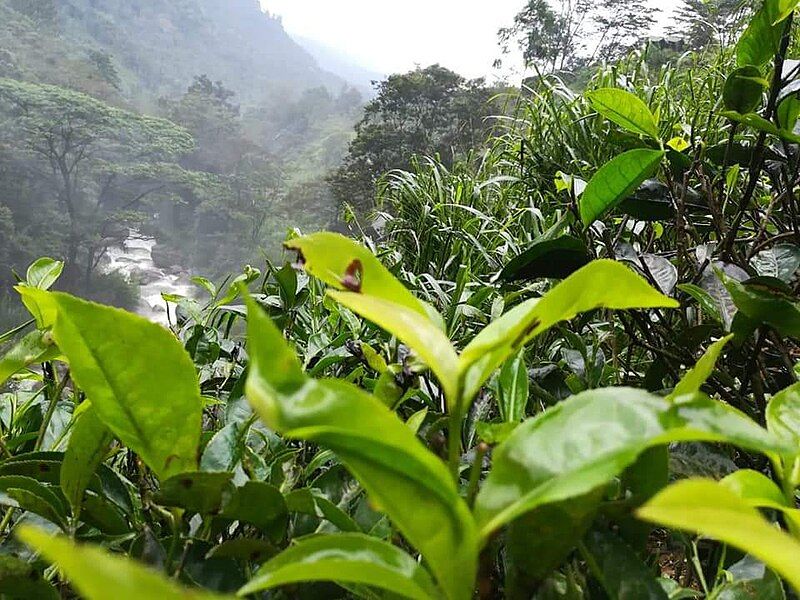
left=260, top=0, right=682, bottom=80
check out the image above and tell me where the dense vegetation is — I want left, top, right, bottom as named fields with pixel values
left=1, top=0, right=800, bottom=598
left=0, top=0, right=363, bottom=323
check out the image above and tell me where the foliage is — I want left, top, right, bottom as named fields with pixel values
left=1, top=0, right=800, bottom=598
left=498, top=0, right=660, bottom=73
left=330, top=65, right=501, bottom=212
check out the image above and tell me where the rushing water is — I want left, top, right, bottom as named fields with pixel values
left=101, top=231, right=193, bottom=324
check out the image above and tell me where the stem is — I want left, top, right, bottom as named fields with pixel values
left=448, top=408, right=462, bottom=482
left=35, top=369, right=70, bottom=451
left=467, top=443, right=489, bottom=507
left=690, top=540, right=710, bottom=596
left=0, top=508, right=15, bottom=537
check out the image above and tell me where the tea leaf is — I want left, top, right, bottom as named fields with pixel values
left=475, top=388, right=789, bottom=538
left=17, top=525, right=230, bottom=599
left=579, top=149, right=665, bottom=226
left=0, top=329, right=58, bottom=387
left=245, top=296, right=477, bottom=600
left=587, top=88, right=660, bottom=140
left=239, top=534, right=440, bottom=600
left=637, top=480, right=800, bottom=592
left=44, top=292, right=202, bottom=479
left=460, top=260, right=678, bottom=403
left=668, top=334, right=733, bottom=400
left=60, top=403, right=112, bottom=520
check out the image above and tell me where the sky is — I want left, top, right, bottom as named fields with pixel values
left=260, top=1, right=682, bottom=80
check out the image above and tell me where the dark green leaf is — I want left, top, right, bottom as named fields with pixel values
left=156, top=472, right=234, bottom=514
left=587, top=88, right=660, bottom=139
left=583, top=530, right=668, bottom=599
left=724, top=66, right=767, bottom=113
left=498, top=236, right=591, bottom=282
left=0, top=476, right=66, bottom=527
left=221, top=481, right=287, bottom=541
left=724, top=276, right=800, bottom=338
left=0, top=554, right=59, bottom=599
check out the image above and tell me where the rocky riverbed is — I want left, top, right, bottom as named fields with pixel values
left=101, top=231, right=193, bottom=324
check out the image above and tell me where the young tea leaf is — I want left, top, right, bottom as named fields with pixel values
left=244, top=295, right=477, bottom=600
left=587, top=88, right=660, bottom=140
left=239, top=534, right=440, bottom=600
left=43, top=292, right=202, bottom=480
left=636, top=480, right=800, bottom=592
left=668, top=334, right=734, bottom=401
left=579, top=149, right=665, bottom=226
left=0, top=329, right=58, bottom=387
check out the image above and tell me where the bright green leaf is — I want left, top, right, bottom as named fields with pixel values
left=579, top=149, right=665, bottom=226
left=328, top=290, right=460, bottom=406
left=24, top=258, right=64, bottom=291
left=474, top=388, right=789, bottom=539
left=0, top=330, right=58, bottom=387
left=636, top=479, right=800, bottom=593
left=774, top=0, right=800, bottom=24
left=587, top=88, right=660, bottom=139
left=44, top=292, right=202, bottom=479
left=498, top=350, right=529, bottom=422
left=60, top=403, right=112, bottom=521
left=736, top=4, right=783, bottom=66
left=239, top=534, right=440, bottom=600
left=720, top=469, right=788, bottom=510
left=244, top=296, right=477, bottom=600
left=460, top=260, right=678, bottom=403
left=285, top=233, right=458, bottom=404
left=766, top=382, right=800, bottom=451
left=284, top=232, right=435, bottom=321
left=669, top=334, right=734, bottom=400
left=17, top=525, right=230, bottom=599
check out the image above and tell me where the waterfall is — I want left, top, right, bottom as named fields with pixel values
left=101, top=231, right=194, bottom=325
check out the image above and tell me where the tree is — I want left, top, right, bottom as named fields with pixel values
left=329, top=65, right=498, bottom=213
left=499, top=0, right=659, bottom=73
left=0, top=77, right=195, bottom=285
left=669, top=0, right=751, bottom=49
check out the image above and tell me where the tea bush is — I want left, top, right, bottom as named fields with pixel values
left=1, top=1, right=800, bottom=598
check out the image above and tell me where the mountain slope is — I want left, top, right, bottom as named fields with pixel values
left=296, top=36, right=384, bottom=98
left=55, top=0, right=346, bottom=108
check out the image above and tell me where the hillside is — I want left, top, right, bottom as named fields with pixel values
left=0, top=0, right=355, bottom=108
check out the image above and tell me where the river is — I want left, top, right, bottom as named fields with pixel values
left=101, top=231, right=193, bottom=324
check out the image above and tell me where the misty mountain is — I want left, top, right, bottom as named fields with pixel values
left=1, top=0, right=363, bottom=110
left=296, top=35, right=384, bottom=98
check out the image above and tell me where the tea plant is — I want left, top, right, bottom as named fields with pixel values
left=0, top=0, right=800, bottom=597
